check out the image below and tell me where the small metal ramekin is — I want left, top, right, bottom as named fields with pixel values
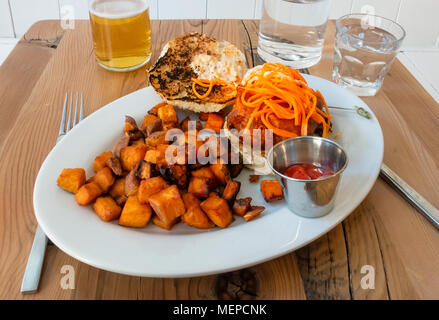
left=266, top=136, right=348, bottom=218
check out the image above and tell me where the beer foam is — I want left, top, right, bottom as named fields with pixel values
left=89, top=0, right=149, bottom=19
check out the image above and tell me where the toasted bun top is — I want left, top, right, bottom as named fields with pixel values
left=148, top=33, right=247, bottom=113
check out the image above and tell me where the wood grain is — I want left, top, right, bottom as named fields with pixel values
left=0, top=19, right=438, bottom=300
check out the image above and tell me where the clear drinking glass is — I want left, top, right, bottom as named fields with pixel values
left=89, top=0, right=152, bottom=72
left=257, top=0, right=331, bottom=69
left=333, top=14, right=405, bottom=96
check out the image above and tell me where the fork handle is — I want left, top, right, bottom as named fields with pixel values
left=21, top=225, right=48, bottom=293
left=380, top=163, right=439, bottom=229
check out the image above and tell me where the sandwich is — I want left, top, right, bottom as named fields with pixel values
left=224, top=63, right=332, bottom=173
left=148, top=33, right=247, bottom=113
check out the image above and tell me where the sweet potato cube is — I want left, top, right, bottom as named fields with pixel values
left=145, top=131, right=168, bottom=149
left=136, top=160, right=155, bottom=179
left=109, top=178, right=126, bottom=197
left=120, top=145, right=147, bottom=171
left=125, top=169, right=140, bottom=196
left=131, top=139, right=145, bottom=146
left=152, top=215, right=177, bottom=230
left=200, top=194, right=233, bottom=228
left=93, top=197, right=121, bottom=222
left=119, top=195, right=152, bottom=228
left=57, top=168, right=86, bottom=194
left=222, top=180, right=241, bottom=204
left=199, top=112, right=210, bottom=121
left=149, top=102, right=167, bottom=116
left=191, top=167, right=217, bottom=187
left=260, top=180, right=284, bottom=202
left=188, top=177, right=211, bottom=198
left=182, top=193, right=215, bottom=229
left=158, top=103, right=178, bottom=124
left=205, top=113, right=224, bottom=133
left=137, top=176, right=168, bottom=204
left=141, top=114, right=160, bottom=130
left=89, top=167, right=115, bottom=192
left=148, top=185, right=185, bottom=225
left=244, top=206, right=265, bottom=222
left=74, top=182, right=102, bottom=206
left=93, top=151, right=113, bottom=172
left=209, top=163, right=230, bottom=185
left=232, top=197, right=252, bottom=216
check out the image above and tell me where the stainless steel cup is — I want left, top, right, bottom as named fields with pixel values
left=266, top=136, right=348, bottom=218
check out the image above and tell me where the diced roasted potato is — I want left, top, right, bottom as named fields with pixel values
left=136, top=160, right=155, bottom=180
left=199, top=112, right=210, bottom=121
left=162, top=122, right=179, bottom=131
left=229, top=164, right=244, bottom=178
left=232, top=197, right=252, bottom=216
left=120, top=145, right=147, bottom=171
left=148, top=185, right=185, bottom=225
left=157, top=103, right=178, bottom=124
left=74, top=182, right=102, bottom=206
left=243, top=206, right=265, bottom=222
left=93, top=151, right=113, bottom=172
left=119, top=195, right=152, bottom=228
left=204, top=136, right=228, bottom=159
left=89, top=167, right=115, bottom=192
left=93, top=196, right=121, bottom=222
left=205, top=113, right=224, bottom=133
left=124, top=115, right=139, bottom=133
left=143, top=144, right=167, bottom=164
left=209, top=162, right=230, bottom=185
left=145, top=131, right=167, bottom=149
left=188, top=177, right=211, bottom=198
left=137, top=176, right=168, bottom=204
left=200, top=193, right=233, bottom=228
left=131, top=139, right=145, bottom=146
left=111, top=136, right=130, bottom=158
left=191, top=167, right=217, bottom=188
left=141, top=114, right=160, bottom=130
left=260, top=180, right=284, bottom=202
left=115, top=195, right=128, bottom=207
left=106, top=156, right=123, bottom=176
left=125, top=168, right=140, bottom=196
left=143, top=119, right=162, bottom=137
left=159, top=164, right=188, bottom=188
left=109, top=178, right=125, bottom=197
left=149, top=101, right=167, bottom=116
left=182, top=193, right=215, bottom=229
left=222, top=180, right=241, bottom=204
left=152, top=215, right=177, bottom=230
left=57, top=168, right=86, bottom=194
left=180, top=117, right=202, bottom=132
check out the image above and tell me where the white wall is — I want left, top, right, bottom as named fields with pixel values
left=0, top=0, right=438, bottom=49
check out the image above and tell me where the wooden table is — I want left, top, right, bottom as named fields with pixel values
left=1, top=19, right=438, bottom=300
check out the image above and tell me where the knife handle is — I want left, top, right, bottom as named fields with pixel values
left=380, top=163, right=439, bottom=229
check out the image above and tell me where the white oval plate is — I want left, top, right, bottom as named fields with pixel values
left=34, top=74, right=383, bottom=277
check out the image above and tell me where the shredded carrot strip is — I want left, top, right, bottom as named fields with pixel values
left=238, top=63, right=331, bottom=138
left=192, top=77, right=236, bottom=100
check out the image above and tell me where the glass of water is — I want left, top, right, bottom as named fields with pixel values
left=333, top=14, right=405, bottom=96
left=257, top=0, right=331, bottom=69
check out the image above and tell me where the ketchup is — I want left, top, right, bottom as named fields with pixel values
left=283, top=164, right=334, bottom=180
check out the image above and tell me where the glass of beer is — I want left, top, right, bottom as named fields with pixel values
left=89, top=0, right=152, bottom=72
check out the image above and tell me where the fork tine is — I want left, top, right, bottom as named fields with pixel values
left=59, top=93, right=68, bottom=136
left=72, top=92, right=78, bottom=127
left=79, top=93, right=84, bottom=121
left=66, top=93, right=73, bottom=132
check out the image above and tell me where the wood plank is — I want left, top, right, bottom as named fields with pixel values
left=0, top=20, right=64, bottom=154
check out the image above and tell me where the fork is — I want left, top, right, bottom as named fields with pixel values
left=21, top=92, right=84, bottom=294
